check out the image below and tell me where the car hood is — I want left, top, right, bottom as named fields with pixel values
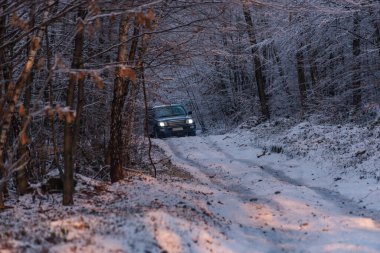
left=155, top=115, right=190, bottom=121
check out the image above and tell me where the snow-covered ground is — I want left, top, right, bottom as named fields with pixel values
left=239, top=118, right=380, bottom=209
left=0, top=121, right=379, bottom=252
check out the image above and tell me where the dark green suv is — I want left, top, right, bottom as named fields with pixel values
left=148, top=104, right=196, bottom=138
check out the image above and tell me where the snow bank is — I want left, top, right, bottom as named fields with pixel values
left=241, top=118, right=380, bottom=179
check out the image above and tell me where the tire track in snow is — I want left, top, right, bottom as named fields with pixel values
left=166, top=137, right=266, bottom=202
left=205, top=136, right=380, bottom=225
left=162, top=136, right=380, bottom=252
left=165, top=138, right=312, bottom=253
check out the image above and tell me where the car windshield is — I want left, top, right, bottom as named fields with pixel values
left=154, top=106, right=186, bottom=118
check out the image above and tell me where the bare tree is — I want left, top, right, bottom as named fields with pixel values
left=296, top=44, right=307, bottom=114
left=63, top=9, right=86, bottom=206
left=108, top=16, right=131, bottom=182
left=241, top=1, right=270, bottom=120
left=352, top=12, right=361, bottom=108
left=0, top=0, right=54, bottom=209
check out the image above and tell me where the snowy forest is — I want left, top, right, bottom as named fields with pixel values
left=0, top=0, right=379, bottom=252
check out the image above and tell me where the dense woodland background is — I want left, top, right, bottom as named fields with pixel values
left=0, top=0, right=379, bottom=208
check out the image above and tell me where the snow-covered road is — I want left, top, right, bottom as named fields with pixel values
left=158, top=134, right=380, bottom=253
left=2, top=131, right=379, bottom=253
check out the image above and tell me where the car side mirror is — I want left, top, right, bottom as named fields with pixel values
left=188, top=111, right=192, bottom=115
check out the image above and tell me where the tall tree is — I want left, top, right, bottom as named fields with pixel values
left=296, top=44, right=307, bottom=114
left=16, top=1, right=37, bottom=195
left=241, top=1, right=270, bottom=120
left=123, top=22, right=141, bottom=167
left=0, top=0, right=54, bottom=209
left=63, top=9, right=86, bottom=205
left=352, top=12, right=361, bottom=108
left=109, top=16, right=131, bottom=182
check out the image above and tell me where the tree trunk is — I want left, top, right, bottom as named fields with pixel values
left=123, top=24, right=140, bottom=167
left=273, top=45, right=291, bottom=96
left=309, top=49, right=318, bottom=89
left=296, top=45, right=307, bottom=114
left=0, top=0, right=9, bottom=115
left=0, top=0, right=53, bottom=209
left=241, top=1, right=270, bottom=120
left=352, top=12, right=361, bottom=108
left=16, top=2, right=37, bottom=195
left=0, top=0, right=14, bottom=119
left=72, top=12, right=87, bottom=173
left=373, top=18, right=380, bottom=96
left=0, top=188, right=3, bottom=209
left=45, top=28, right=61, bottom=178
left=375, top=23, right=380, bottom=58
left=16, top=79, right=31, bottom=195
left=109, top=16, right=130, bottom=183
left=0, top=1, right=11, bottom=207
left=124, top=82, right=139, bottom=167
left=63, top=9, right=86, bottom=206
left=72, top=73, right=85, bottom=162
left=141, top=35, right=157, bottom=177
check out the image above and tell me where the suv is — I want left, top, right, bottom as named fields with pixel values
left=148, top=104, right=196, bottom=138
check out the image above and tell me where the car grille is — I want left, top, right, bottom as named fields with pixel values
left=167, top=120, right=186, bottom=127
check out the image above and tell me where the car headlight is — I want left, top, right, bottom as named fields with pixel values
left=186, top=119, right=194, bottom=124
left=158, top=121, right=167, bottom=127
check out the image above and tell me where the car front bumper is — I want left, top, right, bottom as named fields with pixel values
left=158, top=124, right=196, bottom=137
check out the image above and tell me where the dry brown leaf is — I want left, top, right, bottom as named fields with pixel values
left=76, top=19, right=85, bottom=33
left=145, top=19, right=152, bottom=30
left=65, top=111, right=76, bottom=124
left=73, top=221, right=90, bottom=230
left=10, top=13, right=18, bottom=26
left=120, top=67, right=137, bottom=83
left=147, top=9, right=155, bottom=21
left=109, top=14, right=117, bottom=23
left=77, top=71, right=86, bottom=81
left=92, top=73, right=105, bottom=89
left=20, top=131, right=29, bottom=145
left=31, top=36, right=41, bottom=51
left=19, top=104, right=26, bottom=117
left=10, top=12, right=29, bottom=30
left=45, top=106, right=54, bottom=118
left=136, top=12, right=145, bottom=25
